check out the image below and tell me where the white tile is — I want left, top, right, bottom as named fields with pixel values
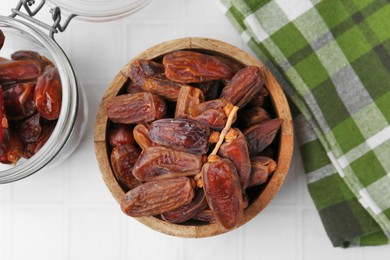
left=362, top=245, right=390, bottom=260
left=242, top=208, right=296, bottom=260
left=68, top=149, right=114, bottom=204
left=185, top=0, right=224, bottom=21
left=10, top=207, right=63, bottom=260
left=10, top=165, right=65, bottom=203
left=69, top=208, right=121, bottom=260
left=183, top=230, right=240, bottom=260
left=124, top=216, right=184, bottom=260
left=0, top=206, right=5, bottom=260
left=127, top=22, right=180, bottom=59
left=302, top=209, right=356, bottom=260
left=128, top=0, right=182, bottom=20
left=67, top=22, right=125, bottom=83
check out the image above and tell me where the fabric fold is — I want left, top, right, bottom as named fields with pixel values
left=220, top=0, right=390, bottom=247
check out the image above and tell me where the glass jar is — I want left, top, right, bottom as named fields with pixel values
left=0, top=15, right=87, bottom=183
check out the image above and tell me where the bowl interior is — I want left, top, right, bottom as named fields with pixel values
left=94, top=37, right=294, bottom=237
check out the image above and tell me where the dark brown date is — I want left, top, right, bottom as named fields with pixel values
left=126, top=80, right=143, bottom=94
left=0, top=29, right=4, bottom=50
left=129, top=59, right=186, bottom=101
left=202, top=155, right=243, bottom=230
left=249, top=86, right=268, bottom=107
left=11, top=51, right=53, bottom=69
left=3, top=83, right=36, bottom=120
left=132, top=146, right=203, bottom=181
left=218, top=128, right=251, bottom=189
left=121, top=177, right=195, bottom=217
left=23, top=121, right=55, bottom=158
left=133, top=123, right=156, bottom=150
left=248, top=156, right=277, bottom=187
left=149, top=118, right=210, bottom=154
left=17, top=113, right=41, bottom=143
left=188, top=98, right=234, bottom=130
left=107, top=92, right=166, bottom=124
left=192, top=208, right=216, bottom=223
left=0, top=132, right=23, bottom=164
left=220, top=66, right=265, bottom=108
left=163, top=51, right=234, bottom=83
left=161, top=188, right=208, bottom=223
left=108, top=124, right=134, bottom=147
left=175, top=85, right=204, bottom=118
left=244, top=118, right=283, bottom=156
left=111, top=144, right=141, bottom=191
left=195, top=80, right=222, bottom=101
left=241, top=107, right=271, bottom=128
left=34, top=66, right=62, bottom=120
left=0, top=60, right=42, bottom=83
left=0, top=87, right=10, bottom=157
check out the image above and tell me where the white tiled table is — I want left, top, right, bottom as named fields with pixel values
left=1, top=1, right=389, bottom=259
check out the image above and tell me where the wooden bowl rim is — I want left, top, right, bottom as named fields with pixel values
left=94, top=37, right=294, bottom=238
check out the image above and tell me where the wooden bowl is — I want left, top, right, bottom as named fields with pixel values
left=94, top=37, right=293, bottom=237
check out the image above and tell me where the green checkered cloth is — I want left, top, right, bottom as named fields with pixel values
left=220, top=0, right=390, bottom=247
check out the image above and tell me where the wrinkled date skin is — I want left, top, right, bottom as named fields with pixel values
left=3, top=83, right=36, bottom=120
left=0, top=87, right=10, bottom=159
left=34, top=66, right=62, bottom=120
left=109, top=124, right=134, bottom=147
left=23, top=121, right=55, bottom=158
left=188, top=98, right=233, bottom=130
left=192, top=208, right=216, bottom=223
left=133, top=123, right=156, bottom=150
left=175, top=85, right=204, bottom=118
left=129, top=59, right=186, bottom=101
left=163, top=51, right=234, bottom=83
left=218, top=128, right=251, bottom=190
left=202, top=155, right=243, bottom=230
left=220, top=66, right=265, bottom=108
left=149, top=118, right=210, bottom=154
left=0, top=132, right=23, bottom=164
left=0, top=60, right=42, bottom=84
left=11, top=50, right=53, bottom=69
left=195, top=80, right=222, bottom=101
left=111, top=144, right=142, bottom=191
left=248, top=156, right=277, bottom=187
left=244, top=118, right=283, bottom=156
left=121, top=177, right=195, bottom=217
left=107, top=92, right=166, bottom=124
left=161, top=188, right=208, bottom=224
left=132, top=146, right=203, bottom=181
left=17, top=113, right=41, bottom=143
left=240, top=106, right=271, bottom=128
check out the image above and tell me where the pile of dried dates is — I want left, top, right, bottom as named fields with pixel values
left=0, top=29, right=62, bottom=165
left=107, top=50, right=282, bottom=230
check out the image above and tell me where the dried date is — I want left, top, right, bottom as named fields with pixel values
left=23, top=121, right=55, bottom=158
left=244, top=118, right=283, bottom=156
left=107, top=92, right=166, bottom=124
left=240, top=107, right=271, bottom=128
left=132, top=146, right=203, bottom=181
left=0, top=132, right=23, bottom=164
left=218, top=128, right=251, bottom=189
left=202, top=155, right=243, bottom=229
left=149, top=118, right=210, bottom=154
left=220, top=66, right=265, bottom=108
left=0, top=87, right=10, bottom=157
left=188, top=98, right=234, bottom=130
left=11, top=50, right=53, bottom=69
left=248, top=156, right=277, bottom=187
left=0, top=29, right=4, bottom=50
left=161, top=188, right=208, bottom=223
left=16, top=113, right=41, bottom=143
left=108, top=124, right=134, bottom=147
left=34, top=66, right=62, bottom=120
left=133, top=123, right=156, bottom=150
left=175, top=85, right=204, bottom=118
left=111, top=144, right=141, bottom=190
left=192, top=208, right=216, bottom=223
left=3, top=82, right=36, bottom=120
left=121, top=177, right=195, bottom=217
left=0, top=60, right=42, bottom=83
left=163, top=51, right=234, bottom=83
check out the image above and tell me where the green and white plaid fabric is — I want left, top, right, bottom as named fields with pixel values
left=220, top=0, right=390, bottom=247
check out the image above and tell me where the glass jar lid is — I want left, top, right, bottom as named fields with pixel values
left=47, top=0, right=152, bottom=22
